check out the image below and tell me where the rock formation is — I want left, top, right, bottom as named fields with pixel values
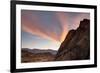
left=55, top=19, right=90, bottom=61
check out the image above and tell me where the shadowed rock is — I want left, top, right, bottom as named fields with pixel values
left=55, top=19, right=90, bottom=61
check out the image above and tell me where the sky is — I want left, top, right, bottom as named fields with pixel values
left=21, top=10, right=90, bottom=50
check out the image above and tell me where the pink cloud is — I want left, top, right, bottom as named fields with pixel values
left=55, top=12, right=69, bottom=42
left=21, top=13, right=63, bottom=43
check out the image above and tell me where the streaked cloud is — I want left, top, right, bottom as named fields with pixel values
left=56, top=12, right=69, bottom=42
left=21, top=11, right=65, bottom=43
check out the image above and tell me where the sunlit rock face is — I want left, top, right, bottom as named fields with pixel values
left=55, top=19, right=90, bottom=61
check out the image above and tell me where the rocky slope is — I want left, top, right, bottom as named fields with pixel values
left=55, top=19, right=90, bottom=61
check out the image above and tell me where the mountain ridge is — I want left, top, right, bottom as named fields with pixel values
left=21, top=48, right=57, bottom=63
left=22, top=48, right=57, bottom=55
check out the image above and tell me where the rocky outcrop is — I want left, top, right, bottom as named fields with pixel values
left=55, top=19, right=90, bottom=61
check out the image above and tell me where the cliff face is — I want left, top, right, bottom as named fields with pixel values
left=55, top=19, right=90, bottom=61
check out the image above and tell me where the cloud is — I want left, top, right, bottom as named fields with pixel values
left=55, top=12, right=69, bottom=42
left=21, top=11, right=65, bottom=43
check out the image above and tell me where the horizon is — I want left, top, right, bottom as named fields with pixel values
left=21, top=10, right=90, bottom=50
left=21, top=47, right=58, bottom=51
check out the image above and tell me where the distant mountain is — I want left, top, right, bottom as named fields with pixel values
left=55, top=19, right=90, bottom=61
left=22, top=48, right=57, bottom=55
left=21, top=48, right=57, bottom=63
